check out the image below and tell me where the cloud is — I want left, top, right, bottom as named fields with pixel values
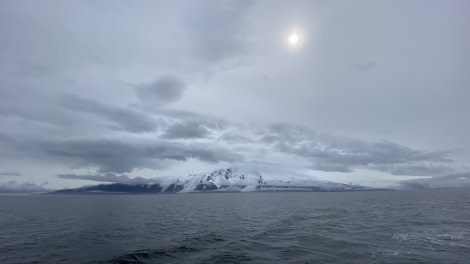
left=39, top=137, right=243, bottom=173
left=13, top=61, right=57, bottom=78
left=311, top=164, right=353, bottom=173
left=0, top=104, right=237, bottom=175
left=354, top=61, right=377, bottom=72
left=263, top=123, right=456, bottom=176
left=62, top=94, right=157, bottom=133
left=185, top=0, right=254, bottom=62
left=58, top=173, right=158, bottom=184
left=0, top=181, right=50, bottom=193
left=158, top=109, right=227, bottom=130
left=0, top=117, right=458, bottom=179
left=0, top=106, right=37, bottom=120
left=0, top=132, right=16, bottom=145
left=0, top=171, right=21, bottom=176
left=136, top=76, right=186, bottom=106
left=0, top=132, right=25, bottom=159
left=0, top=104, right=73, bottom=128
left=398, top=172, right=470, bottom=189
left=372, top=162, right=455, bottom=176
left=219, top=132, right=252, bottom=143
left=162, top=121, right=211, bottom=139
left=262, top=122, right=317, bottom=144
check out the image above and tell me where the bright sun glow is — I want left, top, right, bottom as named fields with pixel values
left=288, top=33, right=300, bottom=45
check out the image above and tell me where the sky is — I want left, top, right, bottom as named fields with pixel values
left=1, top=0, right=469, bottom=192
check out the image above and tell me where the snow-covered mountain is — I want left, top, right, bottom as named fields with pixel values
left=172, top=167, right=373, bottom=192
left=52, top=168, right=385, bottom=194
left=178, top=168, right=265, bottom=192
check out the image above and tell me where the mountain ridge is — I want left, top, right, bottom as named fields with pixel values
left=50, top=168, right=390, bottom=194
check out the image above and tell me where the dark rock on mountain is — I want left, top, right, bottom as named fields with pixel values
left=164, top=183, right=184, bottom=193
left=195, top=182, right=218, bottom=191
left=53, top=183, right=163, bottom=194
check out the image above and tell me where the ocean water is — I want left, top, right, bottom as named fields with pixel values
left=1, top=189, right=469, bottom=264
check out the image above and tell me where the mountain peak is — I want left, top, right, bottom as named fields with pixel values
left=187, top=167, right=265, bottom=186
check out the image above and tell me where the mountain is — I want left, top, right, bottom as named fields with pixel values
left=51, top=168, right=386, bottom=194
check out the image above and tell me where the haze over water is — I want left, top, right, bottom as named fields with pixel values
left=1, top=189, right=469, bottom=264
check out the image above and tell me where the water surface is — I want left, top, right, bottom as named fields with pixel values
left=1, top=189, right=469, bottom=263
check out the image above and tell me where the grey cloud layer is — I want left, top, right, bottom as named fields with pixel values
left=0, top=106, right=38, bottom=121
left=40, top=137, right=242, bottom=173
left=263, top=123, right=455, bottom=176
left=58, top=173, right=158, bottom=184
left=158, top=109, right=227, bottom=130
left=62, top=95, right=157, bottom=133
left=186, top=0, right=254, bottom=63
left=162, top=121, right=211, bottom=139
left=136, top=76, right=186, bottom=106
left=0, top=181, right=50, bottom=193
left=0, top=109, right=459, bottom=179
left=0, top=171, right=21, bottom=176
left=398, top=172, right=470, bottom=189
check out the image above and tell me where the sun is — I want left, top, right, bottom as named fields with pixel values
left=288, top=33, right=300, bottom=45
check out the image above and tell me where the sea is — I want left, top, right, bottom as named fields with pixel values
left=1, top=189, right=469, bottom=264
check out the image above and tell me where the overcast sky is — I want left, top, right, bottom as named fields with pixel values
left=1, top=0, right=469, bottom=191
